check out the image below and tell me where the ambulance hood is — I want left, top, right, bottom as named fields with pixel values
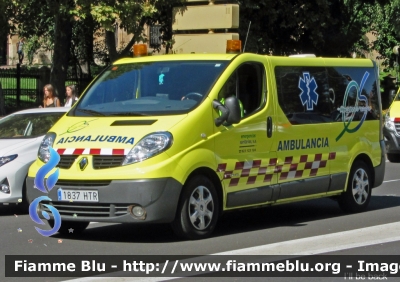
left=52, top=115, right=187, bottom=148
left=389, top=101, right=400, bottom=118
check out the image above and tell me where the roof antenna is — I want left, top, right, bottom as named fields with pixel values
left=243, top=21, right=251, bottom=53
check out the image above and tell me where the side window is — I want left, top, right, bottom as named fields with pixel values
left=275, top=66, right=379, bottom=125
left=328, top=67, right=379, bottom=121
left=275, top=66, right=332, bottom=125
left=218, top=62, right=265, bottom=117
left=30, top=113, right=63, bottom=136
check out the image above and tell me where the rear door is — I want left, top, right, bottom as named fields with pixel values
left=273, top=65, right=333, bottom=200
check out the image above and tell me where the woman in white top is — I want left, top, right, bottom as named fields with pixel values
left=65, top=85, right=78, bottom=107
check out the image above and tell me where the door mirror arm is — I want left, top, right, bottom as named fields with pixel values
left=212, top=100, right=229, bottom=127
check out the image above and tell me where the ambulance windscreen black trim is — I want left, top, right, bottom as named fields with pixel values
left=110, top=120, right=157, bottom=126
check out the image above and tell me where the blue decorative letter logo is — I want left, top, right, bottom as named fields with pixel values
left=29, top=146, right=62, bottom=236
left=336, top=72, right=370, bottom=141
left=299, top=72, right=319, bottom=111
left=29, top=196, right=61, bottom=237
left=34, top=147, right=60, bottom=193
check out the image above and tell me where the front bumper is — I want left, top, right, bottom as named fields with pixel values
left=383, top=128, right=400, bottom=154
left=373, top=140, right=386, bottom=188
left=26, top=177, right=182, bottom=223
left=0, top=161, right=30, bottom=204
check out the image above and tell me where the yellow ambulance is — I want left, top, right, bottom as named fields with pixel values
left=27, top=45, right=385, bottom=240
left=384, top=88, right=400, bottom=162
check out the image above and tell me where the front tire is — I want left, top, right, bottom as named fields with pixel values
left=387, top=153, right=400, bottom=163
left=171, top=175, right=219, bottom=240
left=338, top=161, right=371, bottom=213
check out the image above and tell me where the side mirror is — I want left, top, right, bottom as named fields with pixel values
left=212, top=96, right=241, bottom=127
left=224, top=96, right=242, bottom=124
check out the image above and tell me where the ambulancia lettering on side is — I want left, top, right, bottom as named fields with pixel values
left=26, top=42, right=385, bottom=240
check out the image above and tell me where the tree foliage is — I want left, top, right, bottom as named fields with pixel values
left=4, top=0, right=400, bottom=101
left=7, top=0, right=185, bottom=101
left=363, top=1, right=400, bottom=69
left=73, top=0, right=186, bottom=62
left=0, top=0, right=13, bottom=42
left=238, top=0, right=392, bottom=57
left=238, top=0, right=333, bottom=55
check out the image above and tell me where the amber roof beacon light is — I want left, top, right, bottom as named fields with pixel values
left=133, top=44, right=148, bottom=57
left=226, top=40, right=241, bottom=54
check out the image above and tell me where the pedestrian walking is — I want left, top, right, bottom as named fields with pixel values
left=64, top=85, right=79, bottom=107
left=41, top=84, right=61, bottom=107
left=16, top=38, right=25, bottom=64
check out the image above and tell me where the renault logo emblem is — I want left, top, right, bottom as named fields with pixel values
left=79, top=157, right=88, bottom=171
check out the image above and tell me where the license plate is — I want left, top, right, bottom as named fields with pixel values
left=57, top=188, right=99, bottom=202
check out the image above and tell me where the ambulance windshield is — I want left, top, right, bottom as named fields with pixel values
left=72, top=61, right=228, bottom=116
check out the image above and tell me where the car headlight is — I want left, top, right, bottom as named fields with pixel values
left=384, top=111, right=397, bottom=132
left=38, top=132, right=57, bottom=163
left=122, top=132, right=173, bottom=165
left=0, top=154, right=18, bottom=167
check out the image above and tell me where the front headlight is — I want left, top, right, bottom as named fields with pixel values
left=0, top=154, right=18, bottom=167
left=38, top=133, right=57, bottom=163
left=122, top=132, right=173, bottom=165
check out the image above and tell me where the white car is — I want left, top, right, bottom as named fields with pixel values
left=0, top=107, right=68, bottom=207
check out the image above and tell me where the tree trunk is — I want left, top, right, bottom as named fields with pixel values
left=106, top=17, right=147, bottom=61
left=105, top=30, right=118, bottom=63
left=84, top=13, right=95, bottom=78
left=49, top=4, right=72, bottom=105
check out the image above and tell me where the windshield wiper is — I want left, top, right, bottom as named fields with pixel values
left=76, top=109, right=106, bottom=116
left=110, top=112, right=149, bottom=116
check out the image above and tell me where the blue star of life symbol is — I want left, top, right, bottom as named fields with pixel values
left=159, top=73, right=165, bottom=85
left=298, top=72, right=319, bottom=111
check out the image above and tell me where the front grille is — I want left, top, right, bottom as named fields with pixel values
left=93, top=156, right=124, bottom=169
left=57, top=155, right=124, bottom=169
left=56, top=179, right=111, bottom=187
left=41, top=201, right=129, bottom=218
left=58, top=155, right=78, bottom=169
